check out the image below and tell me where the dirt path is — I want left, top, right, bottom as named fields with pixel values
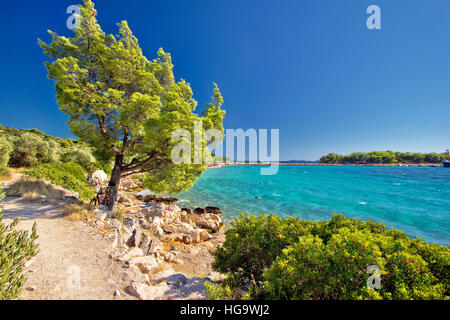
left=2, top=197, right=135, bottom=300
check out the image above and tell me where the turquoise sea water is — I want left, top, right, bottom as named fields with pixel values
left=178, top=166, right=450, bottom=245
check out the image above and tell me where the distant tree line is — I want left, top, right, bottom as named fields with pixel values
left=320, top=151, right=447, bottom=164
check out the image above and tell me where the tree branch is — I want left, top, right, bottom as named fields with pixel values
left=121, top=158, right=170, bottom=178
left=121, top=139, right=169, bottom=173
left=121, top=129, right=131, bottom=155
left=97, top=115, right=121, bottom=155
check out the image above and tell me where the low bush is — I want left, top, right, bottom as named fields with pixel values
left=0, top=137, right=13, bottom=168
left=211, top=214, right=450, bottom=300
left=61, top=148, right=96, bottom=173
left=213, top=214, right=316, bottom=286
left=0, top=125, right=103, bottom=172
left=24, top=163, right=94, bottom=200
left=0, top=189, right=39, bottom=300
left=9, top=133, right=59, bottom=168
left=0, top=167, right=11, bottom=180
left=205, top=281, right=249, bottom=300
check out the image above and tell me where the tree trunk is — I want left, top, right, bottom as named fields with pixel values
left=107, top=155, right=123, bottom=211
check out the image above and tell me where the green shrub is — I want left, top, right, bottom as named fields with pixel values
left=24, top=163, right=94, bottom=200
left=9, top=133, right=59, bottom=167
left=0, top=124, right=93, bottom=169
left=0, top=189, right=39, bottom=300
left=38, top=140, right=60, bottom=164
left=61, top=148, right=96, bottom=172
left=213, top=214, right=317, bottom=285
left=205, top=281, right=250, bottom=300
left=0, top=137, right=13, bottom=168
left=0, top=167, right=11, bottom=179
left=211, top=213, right=450, bottom=300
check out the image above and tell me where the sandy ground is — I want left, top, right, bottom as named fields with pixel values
left=1, top=197, right=135, bottom=300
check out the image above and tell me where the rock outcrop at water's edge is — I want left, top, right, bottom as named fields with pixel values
left=83, top=191, right=226, bottom=300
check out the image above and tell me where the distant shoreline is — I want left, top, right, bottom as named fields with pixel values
left=209, top=162, right=444, bottom=167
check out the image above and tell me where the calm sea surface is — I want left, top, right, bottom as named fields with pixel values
left=178, top=165, right=450, bottom=245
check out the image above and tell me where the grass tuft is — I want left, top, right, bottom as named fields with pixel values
left=63, top=203, right=95, bottom=221
left=21, top=191, right=40, bottom=202
left=0, top=167, right=11, bottom=180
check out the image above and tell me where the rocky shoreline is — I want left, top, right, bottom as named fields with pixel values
left=86, top=188, right=227, bottom=300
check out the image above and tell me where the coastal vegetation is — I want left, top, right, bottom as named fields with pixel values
left=0, top=134, right=13, bottom=179
left=24, top=163, right=95, bottom=201
left=0, top=189, right=39, bottom=300
left=39, top=0, right=225, bottom=209
left=1, top=0, right=447, bottom=302
left=0, top=124, right=98, bottom=201
left=0, top=124, right=105, bottom=173
left=0, top=167, right=11, bottom=180
left=320, top=151, right=447, bottom=164
left=207, top=213, right=450, bottom=300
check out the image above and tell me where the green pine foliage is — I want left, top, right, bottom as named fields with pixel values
left=38, top=0, right=225, bottom=201
left=0, top=189, right=39, bottom=300
left=211, top=213, right=450, bottom=300
left=24, top=163, right=94, bottom=200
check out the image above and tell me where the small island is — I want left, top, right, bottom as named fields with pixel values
left=319, top=151, right=448, bottom=165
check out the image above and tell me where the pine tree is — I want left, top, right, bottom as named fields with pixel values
left=39, top=0, right=225, bottom=209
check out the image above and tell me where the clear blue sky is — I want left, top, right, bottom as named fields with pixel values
left=1, top=0, right=449, bottom=160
